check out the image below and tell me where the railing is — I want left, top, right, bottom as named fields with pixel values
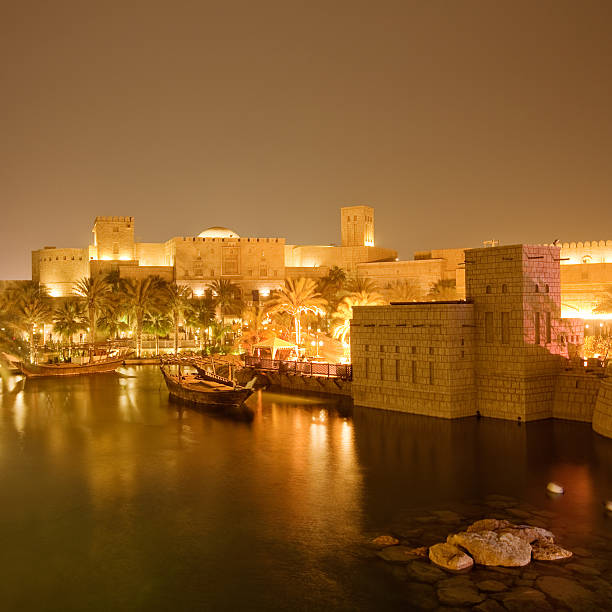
left=243, top=355, right=352, bottom=380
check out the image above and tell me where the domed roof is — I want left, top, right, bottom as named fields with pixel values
left=198, top=226, right=240, bottom=239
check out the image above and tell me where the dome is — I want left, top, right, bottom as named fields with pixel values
left=198, top=226, right=240, bottom=239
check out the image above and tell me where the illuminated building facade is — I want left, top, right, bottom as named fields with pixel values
left=32, top=207, right=397, bottom=298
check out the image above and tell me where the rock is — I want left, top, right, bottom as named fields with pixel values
left=403, top=581, right=438, bottom=610
left=406, top=560, right=447, bottom=583
left=429, top=543, right=474, bottom=572
left=409, top=546, right=429, bottom=558
left=532, top=539, right=573, bottom=561
left=476, top=579, right=507, bottom=593
left=447, top=530, right=532, bottom=567
left=546, top=482, right=564, bottom=495
left=494, top=586, right=553, bottom=611
left=536, top=575, right=599, bottom=611
left=499, top=525, right=554, bottom=543
left=566, top=562, right=601, bottom=575
left=436, top=577, right=485, bottom=606
left=467, top=518, right=512, bottom=533
left=370, top=535, right=399, bottom=549
left=432, top=510, right=462, bottom=522
left=571, top=546, right=592, bottom=557
left=376, top=545, right=419, bottom=563
left=514, top=578, right=534, bottom=586
left=473, top=599, right=506, bottom=612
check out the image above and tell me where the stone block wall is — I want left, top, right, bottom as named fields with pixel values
left=351, top=303, right=476, bottom=419
left=553, top=370, right=604, bottom=422
left=36, top=247, right=90, bottom=296
left=466, top=244, right=565, bottom=421
left=593, top=377, right=612, bottom=438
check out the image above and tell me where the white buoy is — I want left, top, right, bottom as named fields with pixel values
left=546, top=482, right=564, bottom=495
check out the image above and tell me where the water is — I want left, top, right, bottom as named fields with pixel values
left=1, top=366, right=611, bottom=611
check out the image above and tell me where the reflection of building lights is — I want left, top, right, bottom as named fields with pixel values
left=193, top=288, right=204, bottom=297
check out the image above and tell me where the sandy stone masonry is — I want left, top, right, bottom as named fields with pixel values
left=351, top=244, right=612, bottom=438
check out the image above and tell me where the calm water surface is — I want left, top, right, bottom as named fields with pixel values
left=1, top=366, right=612, bottom=611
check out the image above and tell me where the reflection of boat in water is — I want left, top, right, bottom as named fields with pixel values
left=18, top=352, right=128, bottom=378
left=160, top=358, right=255, bottom=420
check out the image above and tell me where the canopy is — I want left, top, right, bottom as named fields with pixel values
left=252, top=337, right=298, bottom=359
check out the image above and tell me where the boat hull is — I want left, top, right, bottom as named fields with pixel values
left=161, top=368, right=254, bottom=420
left=19, top=357, right=124, bottom=378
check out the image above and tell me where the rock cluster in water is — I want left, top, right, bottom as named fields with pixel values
left=368, top=495, right=610, bottom=610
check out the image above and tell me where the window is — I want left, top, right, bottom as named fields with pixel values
left=380, top=345, right=384, bottom=353
left=501, top=312, right=510, bottom=344
left=502, top=284, right=508, bottom=294
left=545, top=284, right=550, bottom=293
left=222, top=246, right=240, bottom=275
left=395, top=360, right=400, bottom=381
left=411, top=360, right=417, bottom=384
left=365, top=345, right=370, bottom=352
left=380, top=358, right=384, bottom=380
left=113, top=227, right=119, bottom=233
left=429, top=347, right=434, bottom=355
left=535, top=284, right=539, bottom=293
left=485, top=311, right=494, bottom=343
left=251, top=290, right=260, bottom=302
left=534, top=312, right=541, bottom=344
left=259, top=266, right=267, bottom=277
left=395, top=346, right=400, bottom=353
left=429, top=362, right=434, bottom=385
left=545, top=312, right=551, bottom=344
left=486, top=285, right=492, bottom=294
left=412, top=346, right=417, bottom=354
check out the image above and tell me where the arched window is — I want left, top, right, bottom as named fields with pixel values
left=535, top=284, right=539, bottom=293
left=545, top=284, right=550, bottom=293
left=486, top=285, right=492, bottom=294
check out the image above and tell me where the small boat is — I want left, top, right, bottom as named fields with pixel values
left=160, top=364, right=255, bottom=420
left=19, top=354, right=127, bottom=378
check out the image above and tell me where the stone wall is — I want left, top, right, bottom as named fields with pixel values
left=36, top=247, right=90, bottom=296
left=593, top=377, right=612, bottom=438
left=552, top=370, right=604, bottom=422
left=351, top=303, right=476, bottom=419
left=91, top=216, right=135, bottom=261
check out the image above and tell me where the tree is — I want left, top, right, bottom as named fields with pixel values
left=317, top=266, right=347, bottom=316
left=120, top=276, right=165, bottom=357
left=385, top=279, right=423, bottom=303
left=239, top=304, right=271, bottom=355
left=143, top=311, right=173, bottom=356
left=165, top=283, right=192, bottom=354
left=593, top=285, right=612, bottom=314
left=427, top=279, right=458, bottom=301
left=343, top=275, right=381, bottom=297
left=52, top=299, right=87, bottom=357
left=7, top=281, right=51, bottom=363
left=73, top=275, right=111, bottom=347
left=208, top=279, right=243, bottom=322
left=267, top=278, right=327, bottom=346
left=185, top=296, right=216, bottom=353
left=331, top=292, right=386, bottom=345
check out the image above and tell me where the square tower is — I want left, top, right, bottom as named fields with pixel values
left=465, top=244, right=564, bottom=421
left=91, top=216, right=135, bottom=261
left=341, top=205, right=374, bottom=247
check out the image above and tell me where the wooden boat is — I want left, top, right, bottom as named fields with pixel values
left=19, top=355, right=126, bottom=378
left=160, top=365, right=255, bottom=420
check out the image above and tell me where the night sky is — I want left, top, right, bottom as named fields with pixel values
left=2, top=1, right=612, bottom=279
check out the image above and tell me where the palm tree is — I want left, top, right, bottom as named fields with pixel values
left=240, top=304, right=270, bottom=355
left=267, top=278, right=327, bottom=346
left=52, top=299, right=87, bottom=357
left=165, top=283, right=192, bottom=354
left=97, top=299, right=130, bottom=340
left=344, top=275, right=381, bottom=296
left=7, top=281, right=51, bottom=363
left=385, top=279, right=423, bottom=303
left=427, top=279, right=458, bottom=301
left=209, top=319, right=233, bottom=353
left=143, top=311, right=173, bottom=355
left=594, top=285, right=612, bottom=314
left=317, top=266, right=347, bottom=316
left=208, top=279, right=243, bottom=322
left=73, top=275, right=111, bottom=348
left=185, top=296, right=216, bottom=353
left=331, top=292, right=386, bottom=345
left=120, top=276, right=165, bottom=357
